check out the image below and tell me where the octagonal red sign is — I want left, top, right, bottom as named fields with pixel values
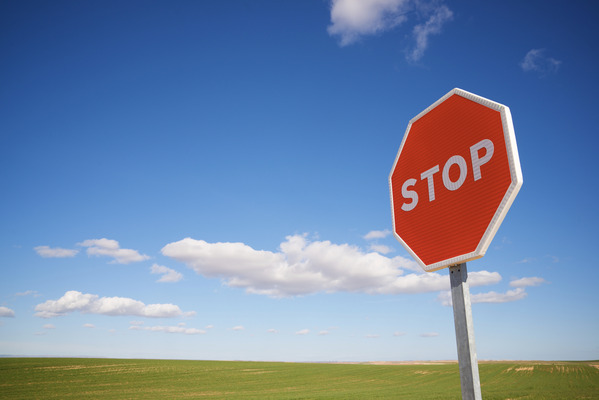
left=389, top=88, right=523, bottom=272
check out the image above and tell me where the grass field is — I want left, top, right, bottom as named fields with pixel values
left=1, top=358, right=597, bottom=399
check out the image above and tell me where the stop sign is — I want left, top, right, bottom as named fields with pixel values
left=389, top=88, right=523, bottom=272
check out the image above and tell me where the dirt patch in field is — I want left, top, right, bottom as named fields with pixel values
left=34, top=364, right=131, bottom=371
left=362, top=360, right=457, bottom=366
left=176, top=391, right=237, bottom=397
left=35, top=365, right=87, bottom=371
left=241, top=369, right=276, bottom=374
left=515, top=366, right=534, bottom=372
left=504, top=366, right=534, bottom=374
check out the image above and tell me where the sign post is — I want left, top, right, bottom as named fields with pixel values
left=389, top=88, right=522, bottom=399
left=450, top=263, right=481, bottom=400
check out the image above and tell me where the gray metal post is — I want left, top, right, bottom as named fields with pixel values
left=449, top=263, right=482, bottom=400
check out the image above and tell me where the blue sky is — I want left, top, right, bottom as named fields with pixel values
left=1, top=0, right=597, bottom=362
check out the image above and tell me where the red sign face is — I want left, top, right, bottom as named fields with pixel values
left=389, top=89, right=523, bottom=272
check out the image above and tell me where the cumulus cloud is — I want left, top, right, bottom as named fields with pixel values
left=520, top=49, right=561, bottom=76
left=0, top=307, right=15, bottom=317
left=129, top=324, right=206, bottom=335
left=78, top=239, right=149, bottom=264
left=150, top=264, right=183, bottom=283
left=435, top=292, right=453, bottom=306
left=162, top=234, right=501, bottom=298
left=510, top=277, right=548, bottom=288
left=368, top=244, right=393, bottom=254
left=34, top=290, right=190, bottom=319
left=364, top=230, right=394, bottom=254
left=327, top=0, right=453, bottom=61
left=83, top=323, right=95, bottom=329
left=437, top=287, right=528, bottom=306
left=364, top=229, right=391, bottom=240
left=328, top=0, right=410, bottom=46
left=468, top=270, right=502, bottom=287
left=471, top=288, right=527, bottom=304
left=232, top=325, right=245, bottom=331
left=34, top=246, right=78, bottom=258
left=16, top=290, right=40, bottom=297
left=296, top=329, right=310, bottom=335
left=408, top=5, right=453, bottom=62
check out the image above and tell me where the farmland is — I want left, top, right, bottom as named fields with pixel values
left=0, top=358, right=597, bottom=399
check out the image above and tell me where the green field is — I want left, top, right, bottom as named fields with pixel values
left=1, top=358, right=597, bottom=399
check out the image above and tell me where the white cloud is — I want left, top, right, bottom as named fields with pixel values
left=328, top=0, right=452, bottom=61
left=16, top=290, right=40, bottom=297
left=517, top=257, right=536, bottom=264
left=365, top=334, right=380, bottom=338
left=129, top=325, right=206, bottom=335
left=43, top=324, right=55, bottom=329
left=296, top=329, right=310, bottom=335
left=364, top=229, right=391, bottom=240
left=0, top=307, right=15, bottom=317
left=150, top=264, right=183, bottom=283
left=520, top=49, right=561, bottom=76
left=437, top=287, right=528, bottom=306
left=510, top=277, right=548, bottom=288
left=83, top=323, right=95, bottom=329
left=162, top=234, right=500, bottom=298
left=318, top=330, right=330, bottom=336
left=78, top=238, right=149, bottom=264
left=468, top=270, right=502, bottom=287
left=472, top=288, right=527, bottom=304
left=232, top=325, right=245, bottom=331
left=393, top=331, right=406, bottom=337
left=267, top=328, right=278, bottom=334
left=34, top=246, right=78, bottom=258
left=420, top=332, right=439, bottom=337
left=34, top=290, right=189, bottom=319
left=407, top=5, right=453, bottom=62
left=328, top=0, right=410, bottom=46
left=368, top=244, right=393, bottom=254
left=436, top=291, right=452, bottom=306
left=364, top=230, right=393, bottom=254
